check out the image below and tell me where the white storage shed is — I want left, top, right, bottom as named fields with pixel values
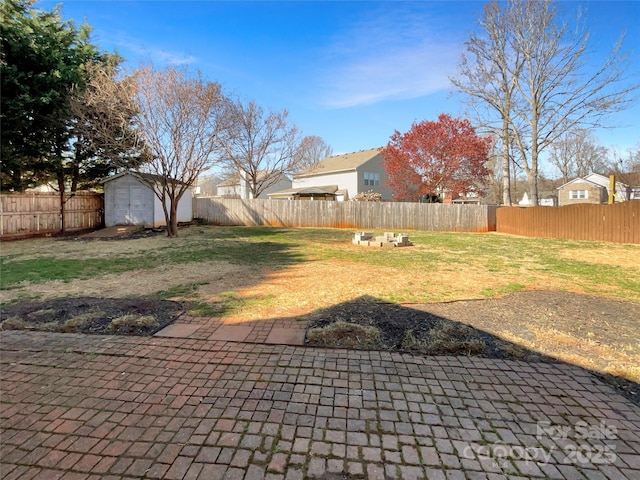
left=102, top=172, right=193, bottom=227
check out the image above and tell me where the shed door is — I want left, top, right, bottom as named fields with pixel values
left=113, top=184, right=154, bottom=225
left=129, top=186, right=149, bottom=222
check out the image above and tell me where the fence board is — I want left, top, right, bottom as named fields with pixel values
left=193, top=198, right=498, bottom=233
left=496, top=203, right=639, bottom=244
left=1, top=193, right=104, bottom=239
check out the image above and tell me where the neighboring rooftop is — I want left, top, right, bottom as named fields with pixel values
left=295, top=148, right=383, bottom=178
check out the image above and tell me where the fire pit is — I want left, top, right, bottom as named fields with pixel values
left=352, top=231, right=413, bottom=247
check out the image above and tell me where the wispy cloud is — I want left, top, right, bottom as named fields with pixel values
left=318, top=6, right=462, bottom=109
left=110, top=34, right=198, bottom=67
left=149, top=50, right=197, bottom=67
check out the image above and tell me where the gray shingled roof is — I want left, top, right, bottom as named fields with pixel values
left=295, top=148, right=383, bottom=178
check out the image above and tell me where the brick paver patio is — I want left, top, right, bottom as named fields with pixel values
left=1, top=330, right=639, bottom=479
left=156, top=315, right=307, bottom=346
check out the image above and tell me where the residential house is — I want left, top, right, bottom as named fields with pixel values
left=216, top=171, right=291, bottom=199
left=557, top=173, right=630, bottom=206
left=268, top=148, right=393, bottom=201
left=102, top=171, right=192, bottom=227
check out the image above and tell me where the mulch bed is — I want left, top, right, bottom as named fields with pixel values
left=0, top=297, right=183, bottom=336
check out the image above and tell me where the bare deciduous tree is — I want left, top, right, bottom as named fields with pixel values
left=218, top=99, right=303, bottom=199
left=608, top=144, right=640, bottom=188
left=293, top=135, right=333, bottom=173
left=483, top=139, right=505, bottom=205
left=509, top=0, right=637, bottom=204
left=450, top=0, right=524, bottom=205
left=452, top=0, right=638, bottom=205
left=548, top=129, right=608, bottom=183
left=134, top=66, right=227, bottom=237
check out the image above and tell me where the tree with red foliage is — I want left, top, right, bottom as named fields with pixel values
left=382, top=114, right=491, bottom=202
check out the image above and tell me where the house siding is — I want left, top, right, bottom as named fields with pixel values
left=294, top=171, right=357, bottom=200
left=259, top=177, right=292, bottom=199
left=557, top=180, right=607, bottom=206
left=152, top=189, right=192, bottom=227
left=217, top=184, right=244, bottom=198
left=583, top=173, right=629, bottom=201
left=357, top=156, right=393, bottom=200
left=291, top=152, right=393, bottom=201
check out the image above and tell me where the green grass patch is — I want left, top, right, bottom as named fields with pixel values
left=188, top=292, right=276, bottom=317
left=481, top=283, right=526, bottom=298
left=0, top=256, right=153, bottom=289
left=538, top=256, right=640, bottom=294
left=188, top=302, right=227, bottom=317
left=0, top=235, right=300, bottom=289
left=155, top=282, right=209, bottom=299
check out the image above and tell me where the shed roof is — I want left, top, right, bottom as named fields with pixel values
left=101, top=171, right=189, bottom=186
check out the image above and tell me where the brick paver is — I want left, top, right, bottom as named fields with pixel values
left=1, top=330, right=639, bottom=479
left=154, top=315, right=306, bottom=345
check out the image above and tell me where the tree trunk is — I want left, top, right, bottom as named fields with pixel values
left=501, top=119, right=511, bottom=205
left=58, top=174, right=66, bottom=234
left=167, top=200, right=179, bottom=237
left=529, top=167, right=539, bottom=206
left=71, top=145, right=80, bottom=193
left=529, top=138, right=540, bottom=206
left=12, top=167, right=24, bottom=192
left=71, top=164, right=79, bottom=193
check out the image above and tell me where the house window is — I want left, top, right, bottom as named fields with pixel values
left=569, top=190, right=588, bottom=199
left=364, top=172, right=380, bottom=187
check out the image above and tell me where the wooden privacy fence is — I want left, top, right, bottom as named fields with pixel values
left=193, top=198, right=498, bottom=232
left=0, top=193, right=104, bottom=239
left=496, top=203, right=639, bottom=244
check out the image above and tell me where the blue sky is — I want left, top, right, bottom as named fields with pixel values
left=43, top=0, right=639, bottom=172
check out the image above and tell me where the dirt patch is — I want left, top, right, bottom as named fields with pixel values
left=0, top=297, right=183, bottom=336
